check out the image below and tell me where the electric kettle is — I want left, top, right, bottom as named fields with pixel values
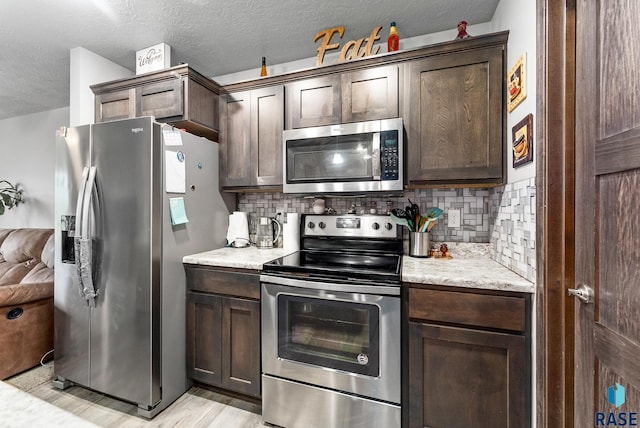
left=255, top=217, right=282, bottom=249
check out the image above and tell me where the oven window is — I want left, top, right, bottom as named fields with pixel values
left=277, top=294, right=380, bottom=377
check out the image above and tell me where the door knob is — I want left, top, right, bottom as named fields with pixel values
left=568, top=284, right=592, bottom=304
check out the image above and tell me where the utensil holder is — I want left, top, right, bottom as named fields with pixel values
left=409, top=232, right=431, bottom=257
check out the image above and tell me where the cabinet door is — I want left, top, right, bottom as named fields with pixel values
left=95, top=89, right=135, bottom=122
left=186, top=291, right=222, bottom=386
left=251, top=86, right=284, bottom=186
left=219, top=91, right=252, bottom=187
left=286, top=75, right=341, bottom=128
left=408, top=322, right=527, bottom=428
left=137, top=78, right=184, bottom=119
left=221, top=297, right=261, bottom=398
left=406, top=46, right=504, bottom=186
left=184, top=78, right=218, bottom=131
left=342, top=65, right=398, bottom=123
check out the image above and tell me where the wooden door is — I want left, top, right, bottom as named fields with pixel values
left=221, top=297, right=261, bottom=398
left=285, top=75, right=341, bottom=128
left=342, top=65, right=398, bottom=123
left=406, top=46, right=505, bottom=186
left=574, top=1, right=640, bottom=426
left=251, top=86, right=283, bottom=187
left=186, top=291, right=222, bottom=386
left=219, top=91, right=251, bottom=187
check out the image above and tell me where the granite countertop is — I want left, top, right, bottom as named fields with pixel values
left=402, top=243, right=535, bottom=293
left=183, top=243, right=535, bottom=294
left=183, top=246, right=294, bottom=270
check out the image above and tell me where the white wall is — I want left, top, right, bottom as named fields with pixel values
left=0, top=107, right=69, bottom=228
left=492, top=0, right=537, bottom=183
left=0, top=48, right=133, bottom=229
left=70, top=47, right=133, bottom=126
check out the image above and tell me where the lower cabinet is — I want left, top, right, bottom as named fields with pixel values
left=407, top=285, right=530, bottom=428
left=185, top=265, right=261, bottom=399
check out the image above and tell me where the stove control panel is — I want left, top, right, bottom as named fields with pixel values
left=304, top=215, right=399, bottom=239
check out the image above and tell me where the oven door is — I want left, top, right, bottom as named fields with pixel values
left=261, top=276, right=401, bottom=404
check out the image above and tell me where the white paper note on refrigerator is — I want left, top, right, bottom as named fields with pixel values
left=165, top=149, right=185, bottom=193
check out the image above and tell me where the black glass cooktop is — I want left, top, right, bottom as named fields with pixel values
left=262, top=249, right=402, bottom=285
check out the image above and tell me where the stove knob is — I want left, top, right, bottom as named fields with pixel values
left=308, top=222, right=315, bottom=229
left=385, top=222, right=393, bottom=230
left=372, top=222, right=380, bottom=230
left=319, top=222, right=326, bottom=229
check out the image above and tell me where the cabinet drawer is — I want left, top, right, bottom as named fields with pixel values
left=409, top=287, right=526, bottom=332
left=137, top=78, right=183, bottom=119
left=185, top=265, right=260, bottom=299
left=95, top=89, right=135, bottom=122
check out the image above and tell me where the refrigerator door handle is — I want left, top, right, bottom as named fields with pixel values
left=74, top=167, right=90, bottom=301
left=79, top=166, right=99, bottom=307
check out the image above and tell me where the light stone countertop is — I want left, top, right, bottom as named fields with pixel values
left=183, top=243, right=535, bottom=294
left=402, top=256, right=534, bottom=293
left=402, top=243, right=535, bottom=293
left=183, top=246, right=294, bottom=270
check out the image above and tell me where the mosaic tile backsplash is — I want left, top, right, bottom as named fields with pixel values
left=236, top=177, right=536, bottom=282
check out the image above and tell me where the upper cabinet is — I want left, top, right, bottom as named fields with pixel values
left=342, top=65, right=399, bottom=123
left=286, top=75, right=341, bottom=128
left=219, top=85, right=284, bottom=190
left=285, top=65, right=399, bottom=128
left=92, top=65, right=220, bottom=141
left=404, top=40, right=506, bottom=187
left=219, top=31, right=508, bottom=191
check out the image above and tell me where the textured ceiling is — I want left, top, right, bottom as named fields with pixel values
left=0, top=0, right=499, bottom=121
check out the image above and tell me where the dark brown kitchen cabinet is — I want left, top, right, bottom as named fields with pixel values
left=407, top=285, right=530, bottom=428
left=342, top=64, right=398, bottom=123
left=220, top=85, right=284, bottom=189
left=185, top=264, right=261, bottom=399
left=92, top=65, right=220, bottom=141
left=286, top=75, right=341, bottom=129
left=404, top=42, right=506, bottom=187
left=285, top=64, right=398, bottom=128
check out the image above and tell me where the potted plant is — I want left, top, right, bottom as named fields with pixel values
left=0, top=180, right=23, bottom=215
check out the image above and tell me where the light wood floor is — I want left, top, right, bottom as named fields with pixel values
left=6, top=364, right=269, bottom=427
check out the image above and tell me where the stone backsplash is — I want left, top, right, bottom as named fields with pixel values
left=488, top=177, right=536, bottom=283
left=237, top=188, right=490, bottom=243
left=235, top=178, right=536, bottom=283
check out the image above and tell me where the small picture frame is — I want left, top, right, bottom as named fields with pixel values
left=507, top=53, right=527, bottom=112
left=512, top=113, right=533, bottom=168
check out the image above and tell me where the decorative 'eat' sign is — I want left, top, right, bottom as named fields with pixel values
left=314, top=26, right=382, bottom=66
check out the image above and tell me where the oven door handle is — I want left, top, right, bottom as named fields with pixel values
left=259, top=274, right=400, bottom=296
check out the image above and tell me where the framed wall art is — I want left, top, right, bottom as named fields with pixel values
left=507, top=53, right=527, bottom=112
left=512, top=113, right=533, bottom=168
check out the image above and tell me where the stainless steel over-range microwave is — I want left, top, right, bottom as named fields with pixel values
left=283, top=118, right=403, bottom=194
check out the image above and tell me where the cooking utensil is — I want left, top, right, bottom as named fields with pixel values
left=390, top=213, right=409, bottom=228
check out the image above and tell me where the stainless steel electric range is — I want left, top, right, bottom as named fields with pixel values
left=260, top=214, right=402, bottom=428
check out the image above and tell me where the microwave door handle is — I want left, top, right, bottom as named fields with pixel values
left=372, top=132, right=381, bottom=180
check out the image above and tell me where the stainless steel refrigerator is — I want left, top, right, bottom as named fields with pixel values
left=53, top=117, right=229, bottom=418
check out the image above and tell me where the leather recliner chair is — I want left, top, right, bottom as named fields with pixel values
left=0, top=228, right=54, bottom=380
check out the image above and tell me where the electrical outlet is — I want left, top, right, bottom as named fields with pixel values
left=448, top=209, right=461, bottom=228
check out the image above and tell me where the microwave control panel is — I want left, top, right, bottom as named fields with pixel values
left=380, top=130, right=399, bottom=180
